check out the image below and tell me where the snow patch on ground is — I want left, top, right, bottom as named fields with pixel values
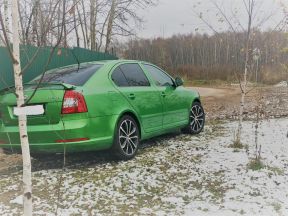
left=274, top=81, right=288, bottom=87
left=0, top=118, right=288, bottom=215
left=9, top=195, right=22, bottom=205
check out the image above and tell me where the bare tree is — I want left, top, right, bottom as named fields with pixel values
left=5, top=0, right=157, bottom=52
left=235, top=0, right=255, bottom=144
left=0, top=0, right=33, bottom=214
left=194, top=0, right=280, bottom=144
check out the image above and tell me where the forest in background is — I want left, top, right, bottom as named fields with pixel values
left=123, top=30, right=288, bottom=84
left=1, top=0, right=287, bottom=85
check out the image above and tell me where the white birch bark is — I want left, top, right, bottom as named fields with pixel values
left=105, top=0, right=117, bottom=53
left=3, top=0, right=9, bottom=40
left=90, top=0, right=98, bottom=51
left=11, top=0, right=33, bottom=215
left=236, top=0, right=253, bottom=143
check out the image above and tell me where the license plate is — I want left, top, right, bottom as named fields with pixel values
left=13, top=105, right=45, bottom=116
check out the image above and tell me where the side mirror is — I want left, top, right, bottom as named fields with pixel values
left=175, top=77, right=184, bottom=87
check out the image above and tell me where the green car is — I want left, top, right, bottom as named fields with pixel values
left=0, top=60, right=205, bottom=160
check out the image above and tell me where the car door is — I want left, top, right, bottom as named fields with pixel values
left=111, top=63, right=163, bottom=133
left=142, top=64, right=188, bottom=128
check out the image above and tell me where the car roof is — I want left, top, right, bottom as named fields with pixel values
left=86, top=59, right=148, bottom=65
left=44, top=59, right=153, bottom=75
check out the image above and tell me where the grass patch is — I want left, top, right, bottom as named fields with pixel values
left=206, top=119, right=223, bottom=126
left=233, top=149, right=240, bottom=153
left=206, top=179, right=227, bottom=201
left=205, top=120, right=225, bottom=137
left=266, top=166, right=284, bottom=175
left=197, top=207, right=209, bottom=212
left=202, top=208, right=209, bottom=212
left=178, top=135, right=192, bottom=142
left=228, top=139, right=246, bottom=149
left=271, top=202, right=282, bottom=213
left=247, top=158, right=264, bottom=171
left=248, top=190, right=261, bottom=197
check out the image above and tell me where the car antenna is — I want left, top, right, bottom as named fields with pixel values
left=70, top=48, right=80, bottom=72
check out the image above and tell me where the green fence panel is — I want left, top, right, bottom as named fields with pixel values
left=0, top=45, right=118, bottom=90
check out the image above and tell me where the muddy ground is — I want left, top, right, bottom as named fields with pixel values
left=194, top=86, right=288, bottom=120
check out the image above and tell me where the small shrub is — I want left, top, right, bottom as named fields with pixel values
left=247, top=158, right=264, bottom=170
left=233, top=149, right=240, bottom=153
left=229, top=139, right=245, bottom=149
left=271, top=202, right=282, bottom=213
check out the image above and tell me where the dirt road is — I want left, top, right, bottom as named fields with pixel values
left=189, top=87, right=240, bottom=98
left=195, top=86, right=288, bottom=120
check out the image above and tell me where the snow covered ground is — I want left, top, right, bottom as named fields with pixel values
left=274, top=81, right=288, bottom=87
left=0, top=118, right=288, bottom=216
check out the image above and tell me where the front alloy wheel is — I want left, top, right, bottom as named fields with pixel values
left=183, top=102, right=205, bottom=134
left=113, top=115, right=140, bottom=160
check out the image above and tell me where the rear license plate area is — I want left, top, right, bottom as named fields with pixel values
left=13, top=105, right=45, bottom=116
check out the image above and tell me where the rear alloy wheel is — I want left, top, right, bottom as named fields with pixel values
left=183, top=102, right=205, bottom=134
left=113, top=115, right=140, bottom=160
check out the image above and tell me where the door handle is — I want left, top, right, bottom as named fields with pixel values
left=161, top=92, right=166, bottom=97
left=128, top=93, right=136, bottom=100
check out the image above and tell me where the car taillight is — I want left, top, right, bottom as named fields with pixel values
left=61, top=90, right=88, bottom=114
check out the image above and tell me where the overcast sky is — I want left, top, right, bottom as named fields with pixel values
left=133, top=0, right=285, bottom=38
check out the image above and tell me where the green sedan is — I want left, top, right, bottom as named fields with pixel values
left=0, top=60, right=205, bottom=160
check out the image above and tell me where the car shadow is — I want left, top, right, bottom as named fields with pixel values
left=0, top=130, right=184, bottom=174
left=30, top=150, right=117, bottom=171
left=32, top=131, right=183, bottom=172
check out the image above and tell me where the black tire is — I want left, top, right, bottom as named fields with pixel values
left=182, top=101, right=205, bottom=134
left=112, top=115, right=140, bottom=160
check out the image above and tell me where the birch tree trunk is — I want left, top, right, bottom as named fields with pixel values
left=105, top=0, right=117, bottom=53
left=73, top=0, right=80, bottom=47
left=81, top=0, right=90, bottom=49
left=236, top=0, right=254, bottom=144
left=11, top=0, right=33, bottom=215
left=3, top=0, right=9, bottom=39
left=76, top=2, right=87, bottom=48
left=90, top=0, right=98, bottom=51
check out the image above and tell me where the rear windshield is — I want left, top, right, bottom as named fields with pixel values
left=30, top=64, right=102, bottom=86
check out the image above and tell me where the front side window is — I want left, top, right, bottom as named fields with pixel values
left=143, top=64, right=174, bottom=87
left=111, top=63, right=150, bottom=87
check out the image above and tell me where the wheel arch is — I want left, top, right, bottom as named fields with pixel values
left=116, top=110, right=142, bottom=139
left=193, top=97, right=201, bottom=105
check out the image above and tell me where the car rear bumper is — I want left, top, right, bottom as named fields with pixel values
left=0, top=116, right=117, bottom=153
left=0, top=137, right=112, bottom=153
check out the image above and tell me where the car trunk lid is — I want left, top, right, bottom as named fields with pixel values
left=0, top=83, right=74, bottom=126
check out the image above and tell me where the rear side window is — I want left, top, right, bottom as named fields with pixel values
left=111, top=63, right=150, bottom=87
left=31, top=64, right=102, bottom=86
left=111, top=67, right=129, bottom=87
